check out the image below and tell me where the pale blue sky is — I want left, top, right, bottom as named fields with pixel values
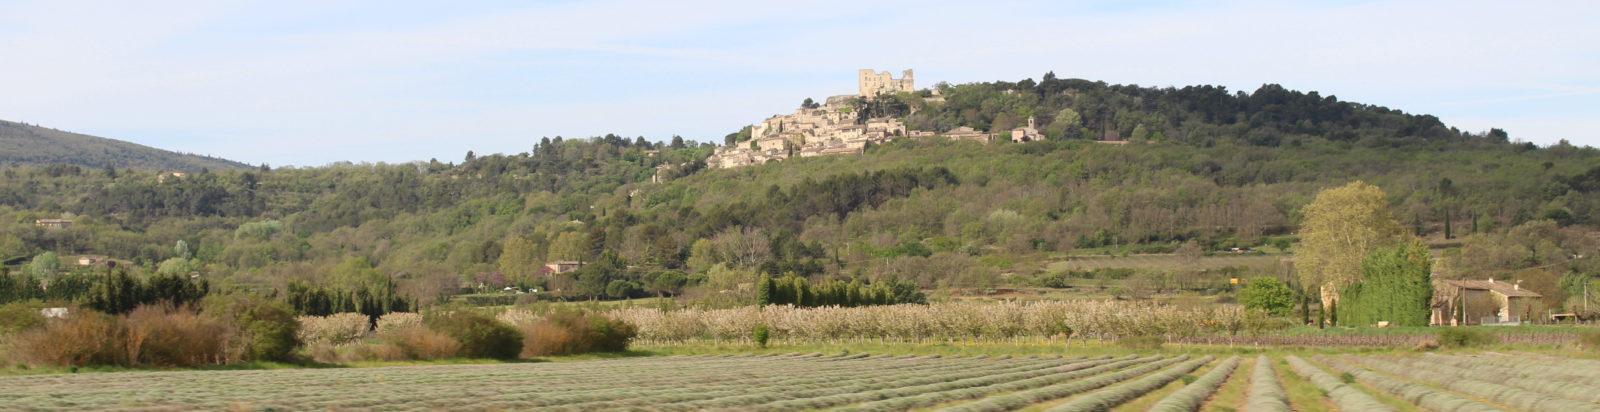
left=0, top=0, right=1595, bottom=166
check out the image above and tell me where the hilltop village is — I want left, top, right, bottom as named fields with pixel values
left=706, top=69, right=1042, bottom=169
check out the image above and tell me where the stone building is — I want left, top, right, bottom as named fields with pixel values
left=536, top=261, right=585, bottom=277
left=940, top=126, right=993, bottom=142
left=1431, top=278, right=1543, bottom=325
left=1011, top=116, right=1044, bottom=143
left=34, top=219, right=72, bottom=230
left=858, top=69, right=914, bottom=97
left=706, top=68, right=1005, bottom=169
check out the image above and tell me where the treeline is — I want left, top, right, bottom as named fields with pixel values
left=284, top=280, right=413, bottom=321
left=0, top=269, right=208, bottom=314
left=899, top=74, right=1503, bottom=148
left=756, top=274, right=926, bottom=307
left=2, top=74, right=1598, bottom=306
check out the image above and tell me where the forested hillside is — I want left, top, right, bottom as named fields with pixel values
left=0, top=120, right=248, bottom=172
left=3, top=76, right=1597, bottom=307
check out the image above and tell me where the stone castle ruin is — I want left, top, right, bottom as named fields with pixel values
left=705, top=68, right=1026, bottom=169
left=858, top=69, right=914, bottom=97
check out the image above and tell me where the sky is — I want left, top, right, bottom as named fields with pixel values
left=0, top=0, right=1596, bottom=167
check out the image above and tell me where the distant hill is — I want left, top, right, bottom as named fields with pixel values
left=0, top=119, right=249, bottom=172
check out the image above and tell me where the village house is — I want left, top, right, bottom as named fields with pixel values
left=940, top=126, right=993, bottom=142
left=1431, top=278, right=1543, bottom=325
left=706, top=68, right=1007, bottom=168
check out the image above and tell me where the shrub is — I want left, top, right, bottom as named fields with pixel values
left=296, top=312, right=369, bottom=346
left=754, top=323, right=770, bottom=348
left=380, top=325, right=461, bottom=360
left=347, top=342, right=408, bottom=362
left=202, top=295, right=300, bottom=362
left=1436, top=327, right=1497, bottom=348
left=519, top=321, right=575, bottom=357
left=424, top=310, right=520, bottom=359
left=122, top=304, right=229, bottom=367
left=1239, top=277, right=1295, bottom=316
left=6, top=310, right=121, bottom=367
left=375, top=312, right=422, bottom=335
left=308, top=343, right=340, bottom=364
left=0, top=300, right=47, bottom=338
left=1579, top=329, right=1600, bottom=351
left=518, top=311, right=638, bottom=357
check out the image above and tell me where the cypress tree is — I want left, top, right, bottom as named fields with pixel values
left=1353, top=239, right=1433, bottom=326
left=755, top=274, right=773, bottom=305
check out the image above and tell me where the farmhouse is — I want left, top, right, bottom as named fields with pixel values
left=34, top=218, right=72, bottom=230
left=1431, top=278, right=1543, bottom=326
left=537, top=261, right=585, bottom=276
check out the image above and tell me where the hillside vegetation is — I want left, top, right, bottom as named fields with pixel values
left=0, top=120, right=248, bottom=172
left=2, top=76, right=1598, bottom=308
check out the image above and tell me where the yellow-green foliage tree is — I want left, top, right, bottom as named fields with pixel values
left=497, top=236, right=544, bottom=283
left=545, top=231, right=589, bottom=262
left=1296, top=181, right=1402, bottom=313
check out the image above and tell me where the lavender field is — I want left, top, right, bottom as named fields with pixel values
left=3, top=351, right=1597, bottom=411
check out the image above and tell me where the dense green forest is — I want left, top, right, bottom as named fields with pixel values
left=0, top=120, right=249, bottom=172
left=3, top=76, right=1599, bottom=311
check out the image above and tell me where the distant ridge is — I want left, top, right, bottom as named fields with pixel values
left=0, top=119, right=248, bottom=172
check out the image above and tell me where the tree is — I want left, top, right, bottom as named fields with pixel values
left=1297, top=181, right=1402, bottom=312
left=1560, top=272, right=1596, bottom=313
left=157, top=257, right=198, bottom=276
left=1239, top=277, right=1295, bottom=316
left=1341, top=239, right=1432, bottom=327
left=497, top=236, right=544, bottom=283
left=1053, top=108, right=1081, bottom=137
left=573, top=252, right=624, bottom=299
left=700, top=263, right=756, bottom=307
left=685, top=238, right=718, bottom=274
left=25, top=252, right=59, bottom=278
left=546, top=232, right=589, bottom=262
left=605, top=279, right=640, bottom=299
left=755, top=273, right=773, bottom=305
left=712, top=226, right=771, bottom=270
left=647, top=271, right=688, bottom=297
left=1438, top=177, right=1458, bottom=239
left=1131, top=124, right=1151, bottom=141
left=327, top=257, right=386, bottom=292
left=174, top=240, right=192, bottom=260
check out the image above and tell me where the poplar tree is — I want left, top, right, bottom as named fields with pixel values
left=1297, top=181, right=1402, bottom=321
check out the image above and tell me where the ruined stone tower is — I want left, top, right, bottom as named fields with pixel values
left=858, top=69, right=914, bottom=97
